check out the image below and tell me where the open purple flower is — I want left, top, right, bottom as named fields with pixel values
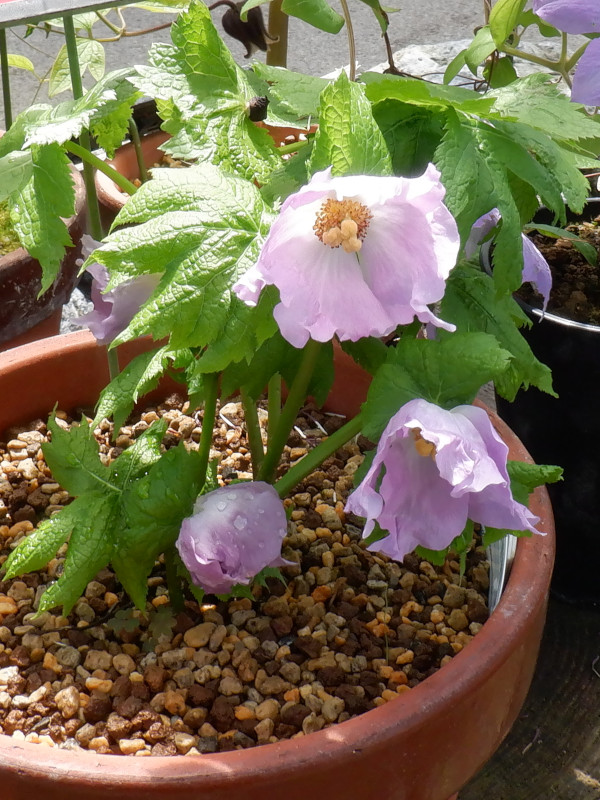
left=76, top=238, right=160, bottom=345
left=466, top=209, right=552, bottom=310
left=176, top=482, right=290, bottom=595
left=234, top=165, right=460, bottom=348
left=532, top=0, right=600, bottom=105
left=346, top=399, right=541, bottom=560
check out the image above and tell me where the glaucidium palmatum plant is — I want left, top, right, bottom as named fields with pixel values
left=4, top=0, right=598, bottom=612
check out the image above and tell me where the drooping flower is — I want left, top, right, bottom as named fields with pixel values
left=346, top=398, right=541, bottom=560
left=75, top=236, right=160, bottom=345
left=532, top=0, right=600, bottom=106
left=532, top=0, right=600, bottom=35
left=571, top=39, right=600, bottom=106
left=176, top=482, right=290, bottom=595
left=465, top=208, right=552, bottom=311
left=234, top=165, right=460, bottom=348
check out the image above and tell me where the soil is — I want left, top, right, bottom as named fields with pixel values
left=520, top=217, right=600, bottom=324
left=0, top=396, right=490, bottom=757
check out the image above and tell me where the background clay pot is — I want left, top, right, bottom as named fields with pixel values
left=0, top=331, right=555, bottom=800
left=94, top=123, right=316, bottom=229
left=0, top=167, right=86, bottom=351
left=483, top=200, right=600, bottom=604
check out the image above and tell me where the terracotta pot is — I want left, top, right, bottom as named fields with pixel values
left=0, top=167, right=86, bottom=351
left=94, top=124, right=316, bottom=229
left=0, top=331, right=555, bottom=800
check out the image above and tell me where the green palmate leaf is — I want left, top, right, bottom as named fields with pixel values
left=49, top=39, right=105, bottom=97
left=42, top=415, right=115, bottom=497
left=341, top=338, right=388, bottom=375
left=109, top=419, right=169, bottom=488
left=90, top=101, right=136, bottom=158
left=506, top=461, right=563, bottom=505
left=0, top=150, right=33, bottom=201
left=372, top=100, right=443, bottom=177
left=281, top=0, right=344, bottom=33
left=489, top=75, right=600, bottom=146
left=361, top=333, right=511, bottom=440
left=93, top=346, right=187, bottom=432
left=362, top=73, right=497, bottom=116
left=251, top=63, right=327, bottom=120
left=434, top=111, right=498, bottom=243
left=260, top=143, right=313, bottom=205
left=11, top=144, right=75, bottom=292
left=113, top=445, right=203, bottom=608
left=526, top=223, right=597, bottom=265
left=37, top=493, right=117, bottom=615
left=132, top=2, right=279, bottom=183
left=3, top=502, right=77, bottom=579
left=488, top=0, right=527, bottom=47
left=161, top=105, right=280, bottom=185
left=309, top=72, right=392, bottom=177
left=91, top=164, right=275, bottom=358
left=439, top=263, right=555, bottom=401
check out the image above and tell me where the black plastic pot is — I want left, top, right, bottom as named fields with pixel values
left=483, top=199, right=600, bottom=604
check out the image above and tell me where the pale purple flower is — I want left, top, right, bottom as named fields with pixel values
left=76, top=236, right=160, bottom=345
left=532, top=0, right=600, bottom=35
left=571, top=39, right=600, bottom=105
left=532, top=0, right=600, bottom=106
left=234, top=165, right=460, bottom=348
left=467, top=208, right=552, bottom=310
left=176, top=482, right=290, bottom=595
left=346, top=399, right=541, bottom=560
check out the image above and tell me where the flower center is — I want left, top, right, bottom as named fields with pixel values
left=313, top=198, right=372, bottom=254
left=411, top=428, right=437, bottom=459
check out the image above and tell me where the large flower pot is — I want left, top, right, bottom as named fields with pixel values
left=0, top=167, right=86, bottom=351
left=485, top=199, right=600, bottom=604
left=0, top=330, right=555, bottom=800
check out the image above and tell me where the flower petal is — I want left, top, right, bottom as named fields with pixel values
left=521, top=235, right=552, bottom=311
left=571, top=38, right=600, bottom=105
left=532, top=0, right=600, bottom=34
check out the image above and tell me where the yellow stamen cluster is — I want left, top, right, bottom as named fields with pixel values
left=411, top=428, right=437, bottom=459
left=314, top=198, right=372, bottom=254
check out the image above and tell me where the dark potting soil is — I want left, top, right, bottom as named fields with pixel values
left=0, top=397, right=490, bottom=756
left=520, top=218, right=600, bottom=324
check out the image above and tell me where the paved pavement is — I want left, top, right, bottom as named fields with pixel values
left=1, top=0, right=483, bottom=126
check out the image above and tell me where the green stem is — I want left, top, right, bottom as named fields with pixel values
left=501, top=43, right=561, bottom=72
left=0, top=30, right=13, bottom=129
left=197, top=374, right=219, bottom=491
left=107, top=346, right=120, bottom=381
left=274, top=413, right=363, bottom=498
left=278, top=138, right=310, bottom=156
left=266, top=0, right=289, bottom=67
left=64, top=140, right=138, bottom=196
left=267, top=374, right=281, bottom=442
left=128, top=117, right=149, bottom=184
left=257, top=339, right=322, bottom=484
left=241, top=387, right=264, bottom=477
left=164, top=546, right=185, bottom=614
left=339, top=0, right=357, bottom=81
left=565, top=41, right=591, bottom=74
left=63, top=14, right=104, bottom=241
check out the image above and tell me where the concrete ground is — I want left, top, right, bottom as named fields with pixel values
left=0, top=0, right=483, bottom=126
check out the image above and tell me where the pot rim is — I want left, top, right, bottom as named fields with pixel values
left=480, top=198, right=600, bottom=333
left=0, top=331, right=555, bottom=788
